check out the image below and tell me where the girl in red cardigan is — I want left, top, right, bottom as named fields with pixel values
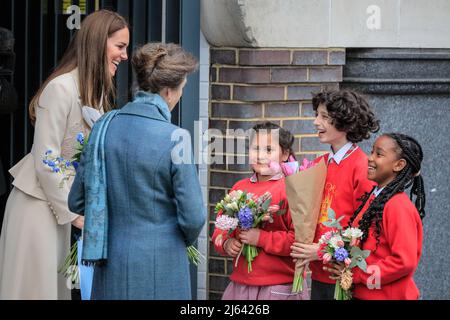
left=212, top=122, right=308, bottom=300
left=326, top=133, right=426, bottom=299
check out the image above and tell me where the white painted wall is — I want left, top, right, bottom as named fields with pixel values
left=197, top=30, right=210, bottom=301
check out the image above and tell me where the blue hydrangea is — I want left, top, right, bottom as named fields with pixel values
left=47, top=161, right=56, bottom=167
left=334, top=247, right=349, bottom=262
left=52, top=167, right=60, bottom=173
left=77, top=133, right=85, bottom=145
left=238, top=207, right=253, bottom=230
left=72, top=161, right=79, bottom=170
left=43, top=159, right=48, bottom=165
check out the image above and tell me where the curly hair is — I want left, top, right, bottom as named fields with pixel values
left=312, top=90, right=380, bottom=143
left=348, top=133, right=426, bottom=250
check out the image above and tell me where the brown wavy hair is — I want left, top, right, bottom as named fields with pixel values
left=29, top=10, right=129, bottom=123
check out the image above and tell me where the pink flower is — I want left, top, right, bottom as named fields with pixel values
left=317, top=243, right=327, bottom=260
left=344, top=258, right=352, bottom=267
left=299, top=158, right=314, bottom=171
left=268, top=205, right=280, bottom=213
left=258, top=161, right=282, bottom=176
left=324, top=231, right=333, bottom=241
left=281, top=163, right=295, bottom=176
left=350, top=238, right=361, bottom=247
left=323, top=253, right=332, bottom=264
left=337, top=240, right=345, bottom=248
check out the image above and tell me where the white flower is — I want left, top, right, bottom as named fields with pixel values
left=229, top=190, right=243, bottom=201
left=343, top=227, right=364, bottom=239
left=225, top=202, right=239, bottom=212
left=329, top=235, right=344, bottom=249
left=215, top=215, right=239, bottom=231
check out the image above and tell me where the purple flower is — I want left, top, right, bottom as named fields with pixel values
left=52, top=167, right=60, bottom=173
left=334, top=247, right=349, bottom=262
left=77, top=133, right=85, bottom=145
left=238, top=207, right=253, bottom=230
left=47, top=161, right=56, bottom=167
left=72, top=161, right=79, bottom=170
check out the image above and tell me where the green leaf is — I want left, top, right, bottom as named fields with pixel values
left=225, top=207, right=235, bottom=216
left=261, top=198, right=271, bottom=212
left=278, top=199, right=285, bottom=208
left=276, top=209, right=286, bottom=216
left=357, top=259, right=367, bottom=272
left=322, top=221, right=334, bottom=228
left=350, top=246, right=363, bottom=257
left=327, top=208, right=336, bottom=220
left=362, top=250, right=371, bottom=258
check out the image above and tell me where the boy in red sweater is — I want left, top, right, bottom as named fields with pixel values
left=212, top=122, right=308, bottom=300
left=326, top=133, right=425, bottom=299
left=290, top=90, right=379, bottom=300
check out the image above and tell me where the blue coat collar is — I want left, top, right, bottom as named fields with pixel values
left=119, top=91, right=171, bottom=123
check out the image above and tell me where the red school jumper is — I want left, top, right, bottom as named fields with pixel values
left=351, top=192, right=423, bottom=300
left=211, top=177, right=296, bottom=286
left=309, top=145, right=376, bottom=284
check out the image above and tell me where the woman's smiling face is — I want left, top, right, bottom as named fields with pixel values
left=106, top=27, right=130, bottom=76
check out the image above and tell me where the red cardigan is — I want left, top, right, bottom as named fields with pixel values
left=211, top=177, right=296, bottom=286
left=310, top=146, right=376, bottom=283
left=351, top=192, right=423, bottom=300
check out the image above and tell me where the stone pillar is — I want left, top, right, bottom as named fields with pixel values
left=342, top=48, right=450, bottom=299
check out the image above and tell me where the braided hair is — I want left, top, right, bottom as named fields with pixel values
left=348, top=133, right=426, bottom=249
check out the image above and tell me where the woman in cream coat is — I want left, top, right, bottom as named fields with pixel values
left=0, top=10, right=129, bottom=300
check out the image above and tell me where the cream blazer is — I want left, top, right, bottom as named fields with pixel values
left=9, top=69, right=92, bottom=225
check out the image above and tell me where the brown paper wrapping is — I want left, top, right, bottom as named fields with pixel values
left=285, top=158, right=327, bottom=281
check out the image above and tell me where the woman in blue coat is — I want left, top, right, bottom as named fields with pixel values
left=68, top=43, right=206, bottom=300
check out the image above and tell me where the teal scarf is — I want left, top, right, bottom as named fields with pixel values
left=81, top=92, right=170, bottom=265
left=81, top=110, right=119, bottom=265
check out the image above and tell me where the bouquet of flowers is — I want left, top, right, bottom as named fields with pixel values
left=283, top=156, right=328, bottom=293
left=317, top=208, right=371, bottom=300
left=214, top=190, right=285, bottom=273
left=42, top=132, right=86, bottom=187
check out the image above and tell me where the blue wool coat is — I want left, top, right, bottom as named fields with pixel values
left=68, top=93, right=206, bottom=300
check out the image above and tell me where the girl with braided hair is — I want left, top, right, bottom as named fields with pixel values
left=325, top=133, right=425, bottom=300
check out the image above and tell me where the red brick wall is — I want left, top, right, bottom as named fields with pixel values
left=207, top=48, right=345, bottom=299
